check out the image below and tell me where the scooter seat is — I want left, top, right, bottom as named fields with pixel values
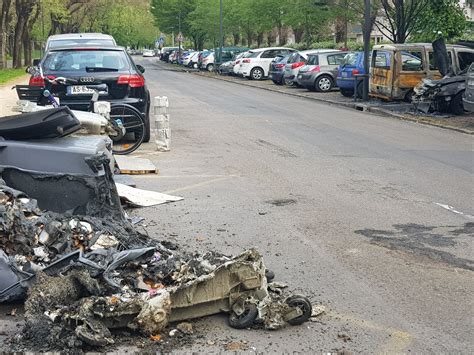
left=0, top=107, right=81, bottom=140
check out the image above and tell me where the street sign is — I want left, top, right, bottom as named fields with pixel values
left=177, top=32, right=184, bottom=43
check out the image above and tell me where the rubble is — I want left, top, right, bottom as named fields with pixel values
left=0, top=183, right=314, bottom=351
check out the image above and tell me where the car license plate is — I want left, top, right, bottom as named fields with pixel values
left=342, top=72, right=348, bottom=77
left=67, top=86, right=96, bottom=95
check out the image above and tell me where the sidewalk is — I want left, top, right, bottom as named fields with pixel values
left=0, top=75, right=29, bottom=117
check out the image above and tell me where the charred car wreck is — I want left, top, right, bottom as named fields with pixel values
left=412, top=39, right=474, bottom=115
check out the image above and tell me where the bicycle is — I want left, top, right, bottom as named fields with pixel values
left=18, top=68, right=146, bottom=155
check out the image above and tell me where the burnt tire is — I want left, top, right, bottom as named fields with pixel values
left=340, top=89, right=354, bottom=97
left=207, top=64, right=214, bottom=72
left=286, top=295, right=312, bottom=326
left=315, top=75, right=333, bottom=92
left=229, top=303, right=258, bottom=329
left=450, top=91, right=465, bottom=115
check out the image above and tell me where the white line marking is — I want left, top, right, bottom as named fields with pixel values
left=434, top=203, right=474, bottom=219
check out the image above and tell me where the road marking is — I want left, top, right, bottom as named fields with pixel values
left=329, top=311, right=413, bottom=353
left=434, top=203, right=474, bottom=220
left=163, top=176, right=236, bottom=194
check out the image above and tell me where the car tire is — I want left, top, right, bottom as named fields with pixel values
left=315, top=75, right=333, bottom=92
left=207, top=64, right=214, bottom=72
left=250, top=67, right=264, bottom=80
left=450, top=91, right=465, bottom=115
left=340, top=89, right=354, bottom=97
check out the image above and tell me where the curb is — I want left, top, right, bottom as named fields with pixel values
left=155, top=62, right=474, bottom=135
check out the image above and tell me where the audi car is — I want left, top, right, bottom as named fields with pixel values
left=28, top=46, right=151, bottom=141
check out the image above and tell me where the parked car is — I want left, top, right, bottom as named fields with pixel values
left=185, top=51, right=200, bottom=68
left=44, top=33, right=116, bottom=52
left=337, top=51, right=368, bottom=97
left=463, top=63, right=474, bottom=112
left=233, top=51, right=248, bottom=76
left=160, top=47, right=178, bottom=61
left=296, top=51, right=347, bottom=92
left=218, top=60, right=235, bottom=75
left=370, top=43, right=474, bottom=101
left=240, top=47, right=295, bottom=80
left=142, top=49, right=154, bottom=57
left=284, top=49, right=335, bottom=86
left=182, top=51, right=197, bottom=67
left=28, top=46, right=151, bottom=141
left=269, top=54, right=290, bottom=85
left=200, top=51, right=215, bottom=71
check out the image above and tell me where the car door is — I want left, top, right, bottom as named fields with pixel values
left=370, top=49, right=394, bottom=99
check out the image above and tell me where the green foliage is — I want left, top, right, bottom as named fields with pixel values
left=0, top=68, right=27, bottom=84
left=411, top=0, right=468, bottom=42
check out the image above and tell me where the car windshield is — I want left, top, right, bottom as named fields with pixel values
left=48, top=39, right=115, bottom=48
left=43, top=50, right=129, bottom=72
left=307, top=55, right=319, bottom=65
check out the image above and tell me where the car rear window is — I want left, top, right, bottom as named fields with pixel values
left=48, top=39, right=115, bottom=48
left=343, top=53, right=358, bottom=66
left=307, top=55, right=319, bottom=65
left=43, top=50, right=129, bottom=72
left=247, top=51, right=260, bottom=58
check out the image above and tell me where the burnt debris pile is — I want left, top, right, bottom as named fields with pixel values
left=0, top=183, right=313, bottom=351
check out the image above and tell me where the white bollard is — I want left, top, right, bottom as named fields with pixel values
left=153, top=96, right=171, bottom=151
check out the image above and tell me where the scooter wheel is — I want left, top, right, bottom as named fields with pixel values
left=228, top=303, right=258, bottom=329
left=285, top=295, right=312, bottom=325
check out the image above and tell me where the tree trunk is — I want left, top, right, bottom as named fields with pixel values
left=0, top=0, right=12, bottom=69
left=294, top=27, right=304, bottom=43
left=13, top=17, right=26, bottom=68
left=256, top=32, right=263, bottom=47
left=233, top=32, right=240, bottom=46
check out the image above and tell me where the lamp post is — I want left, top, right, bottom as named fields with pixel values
left=362, top=0, right=370, bottom=101
left=218, top=0, right=223, bottom=67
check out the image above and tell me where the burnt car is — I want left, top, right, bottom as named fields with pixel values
left=29, top=46, right=151, bottom=141
left=463, top=63, right=474, bottom=112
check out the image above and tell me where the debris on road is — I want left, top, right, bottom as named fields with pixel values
left=114, top=155, right=158, bottom=175
left=0, top=184, right=313, bottom=351
left=116, top=183, right=183, bottom=207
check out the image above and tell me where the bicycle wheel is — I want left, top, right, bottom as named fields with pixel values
left=109, top=104, right=145, bottom=155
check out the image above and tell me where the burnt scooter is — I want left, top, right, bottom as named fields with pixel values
left=412, top=39, right=469, bottom=115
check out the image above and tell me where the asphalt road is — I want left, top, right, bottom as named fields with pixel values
left=1, top=57, right=472, bottom=353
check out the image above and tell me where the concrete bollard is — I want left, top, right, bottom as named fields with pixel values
left=153, top=96, right=170, bottom=152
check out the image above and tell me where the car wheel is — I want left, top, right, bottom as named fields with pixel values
left=315, top=75, right=333, bottom=92
left=340, top=89, right=353, bottom=97
left=228, top=303, right=258, bottom=329
left=450, top=91, right=465, bottom=115
left=207, top=64, right=214, bottom=72
left=250, top=67, right=264, bottom=80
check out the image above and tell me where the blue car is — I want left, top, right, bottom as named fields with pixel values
left=337, top=51, right=367, bottom=97
left=269, top=54, right=290, bottom=85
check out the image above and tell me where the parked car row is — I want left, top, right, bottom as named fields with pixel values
left=159, top=41, right=473, bottom=114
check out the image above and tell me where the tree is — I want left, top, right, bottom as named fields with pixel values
left=375, top=0, right=427, bottom=43
left=412, top=0, right=468, bottom=42
left=0, top=0, right=12, bottom=69
left=13, top=0, right=40, bottom=68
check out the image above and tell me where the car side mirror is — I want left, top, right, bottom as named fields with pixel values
left=136, top=64, right=145, bottom=73
left=32, top=59, right=40, bottom=66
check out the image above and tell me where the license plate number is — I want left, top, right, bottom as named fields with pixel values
left=67, top=86, right=96, bottom=95
left=342, top=72, right=348, bottom=77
